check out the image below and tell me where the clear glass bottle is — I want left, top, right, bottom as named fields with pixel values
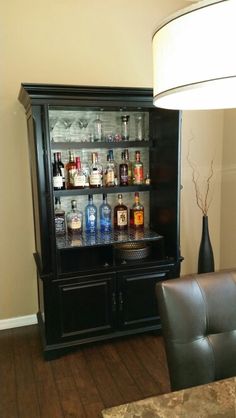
left=119, top=151, right=128, bottom=186
left=104, top=150, right=117, bottom=187
left=52, top=153, right=63, bottom=190
left=66, top=200, right=83, bottom=234
left=66, top=150, right=77, bottom=189
left=133, top=150, right=144, bottom=185
left=121, top=115, right=130, bottom=141
left=130, top=192, right=144, bottom=229
left=85, top=194, right=97, bottom=233
left=89, top=152, right=103, bottom=188
left=114, top=193, right=128, bottom=230
left=93, top=114, right=103, bottom=142
left=73, top=156, right=86, bottom=189
left=99, top=194, right=112, bottom=233
left=54, top=197, right=66, bottom=235
left=135, top=114, right=145, bottom=141
left=81, top=151, right=90, bottom=188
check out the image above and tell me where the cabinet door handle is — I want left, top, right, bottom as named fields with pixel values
left=112, top=292, right=117, bottom=312
left=119, top=291, right=123, bottom=312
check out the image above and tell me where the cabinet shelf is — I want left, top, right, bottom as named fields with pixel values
left=54, top=184, right=151, bottom=197
left=56, top=228, right=163, bottom=249
left=51, top=140, right=150, bottom=150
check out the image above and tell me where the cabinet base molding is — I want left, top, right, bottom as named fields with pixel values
left=0, top=314, right=37, bottom=330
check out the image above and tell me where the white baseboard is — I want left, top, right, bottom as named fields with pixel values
left=0, top=314, right=37, bottom=330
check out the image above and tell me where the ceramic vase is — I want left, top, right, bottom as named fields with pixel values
left=198, top=215, right=215, bottom=274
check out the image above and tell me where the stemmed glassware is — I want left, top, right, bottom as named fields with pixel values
left=78, top=118, right=90, bottom=142
left=51, top=118, right=67, bottom=142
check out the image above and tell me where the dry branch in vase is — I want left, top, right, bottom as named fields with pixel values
left=187, top=139, right=214, bottom=216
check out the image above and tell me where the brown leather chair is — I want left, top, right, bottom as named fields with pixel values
left=156, top=270, right=236, bottom=391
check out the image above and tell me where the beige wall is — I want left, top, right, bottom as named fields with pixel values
left=181, top=110, right=224, bottom=275
left=220, top=109, right=236, bottom=269
left=1, top=0, right=227, bottom=320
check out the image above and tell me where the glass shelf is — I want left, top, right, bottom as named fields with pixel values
left=51, top=140, right=151, bottom=150
left=56, top=228, right=163, bottom=249
left=54, top=184, right=151, bottom=197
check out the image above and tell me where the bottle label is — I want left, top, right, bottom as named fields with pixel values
left=117, top=210, right=128, bottom=226
left=73, top=174, right=85, bottom=187
left=69, top=169, right=76, bottom=185
left=134, top=211, right=144, bottom=226
left=106, top=170, right=115, bottom=185
left=53, top=176, right=63, bottom=188
left=133, top=166, right=143, bottom=184
left=55, top=217, right=65, bottom=235
left=90, top=171, right=102, bottom=186
left=68, top=219, right=82, bottom=230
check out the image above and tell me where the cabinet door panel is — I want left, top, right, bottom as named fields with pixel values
left=118, top=270, right=168, bottom=330
left=58, top=275, right=115, bottom=340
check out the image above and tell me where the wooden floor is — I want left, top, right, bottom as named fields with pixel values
left=0, top=325, right=170, bottom=418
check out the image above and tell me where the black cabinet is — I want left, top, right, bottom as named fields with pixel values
left=19, top=84, right=181, bottom=359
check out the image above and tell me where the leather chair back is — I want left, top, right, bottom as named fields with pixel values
left=156, top=270, right=236, bottom=391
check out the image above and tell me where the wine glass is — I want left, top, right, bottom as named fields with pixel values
left=69, top=118, right=81, bottom=142
left=52, top=118, right=67, bottom=142
left=78, top=118, right=89, bottom=142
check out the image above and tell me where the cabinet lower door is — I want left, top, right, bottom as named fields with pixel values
left=55, top=273, right=115, bottom=342
left=117, top=269, right=168, bottom=331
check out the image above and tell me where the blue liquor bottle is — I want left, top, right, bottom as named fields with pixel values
left=99, top=194, right=112, bottom=233
left=85, top=194, right=97, bottom=233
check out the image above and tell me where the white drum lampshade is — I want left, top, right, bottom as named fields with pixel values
left=152, top=0, right=236, bottom=110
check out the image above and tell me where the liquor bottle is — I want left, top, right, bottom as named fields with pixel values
left=85, top=194, right=97, bottom=233
left=121, top=115, right=130, bottom=141
left=93, top=114, right=103, bottom=142
left=66, top=200, right=83, bottom=234
left=99, top=194, right=112, bottom=233
left=89, top=152, right=103, bottom=188
left=135, top=114, right=144, bottom=141
left=114, top=193, right=128, bottom=230
left=66, top=151, right=76, bottom=189
left=52, top=153, right=63, bottom=190
left=130, top=192, right=144, bottom=229
left=133, top=150, right=144, bottom=184
left=124, top=148, right=132, bottom=185
left=73, top=156, right=86, bottom=189
left=119, top=151, right=129, bottom=186
left=104, top=150, right=117, bottom=187
left=56, top=152, right=65, bottom=189
left=54, top=197, right=66, bottom=235
left=81, top=151, right=90, bottom=187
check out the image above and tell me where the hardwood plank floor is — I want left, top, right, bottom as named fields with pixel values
left=0, top=325, right=170, bottom=418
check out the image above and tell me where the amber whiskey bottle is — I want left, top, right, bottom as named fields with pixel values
left=66, top=151, right=76, bottom=189
left=114, top=193, right=128, bottom=230
left=130, top=192, right=144, bottom=229
left=133, top=150, right=144, bottom=184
